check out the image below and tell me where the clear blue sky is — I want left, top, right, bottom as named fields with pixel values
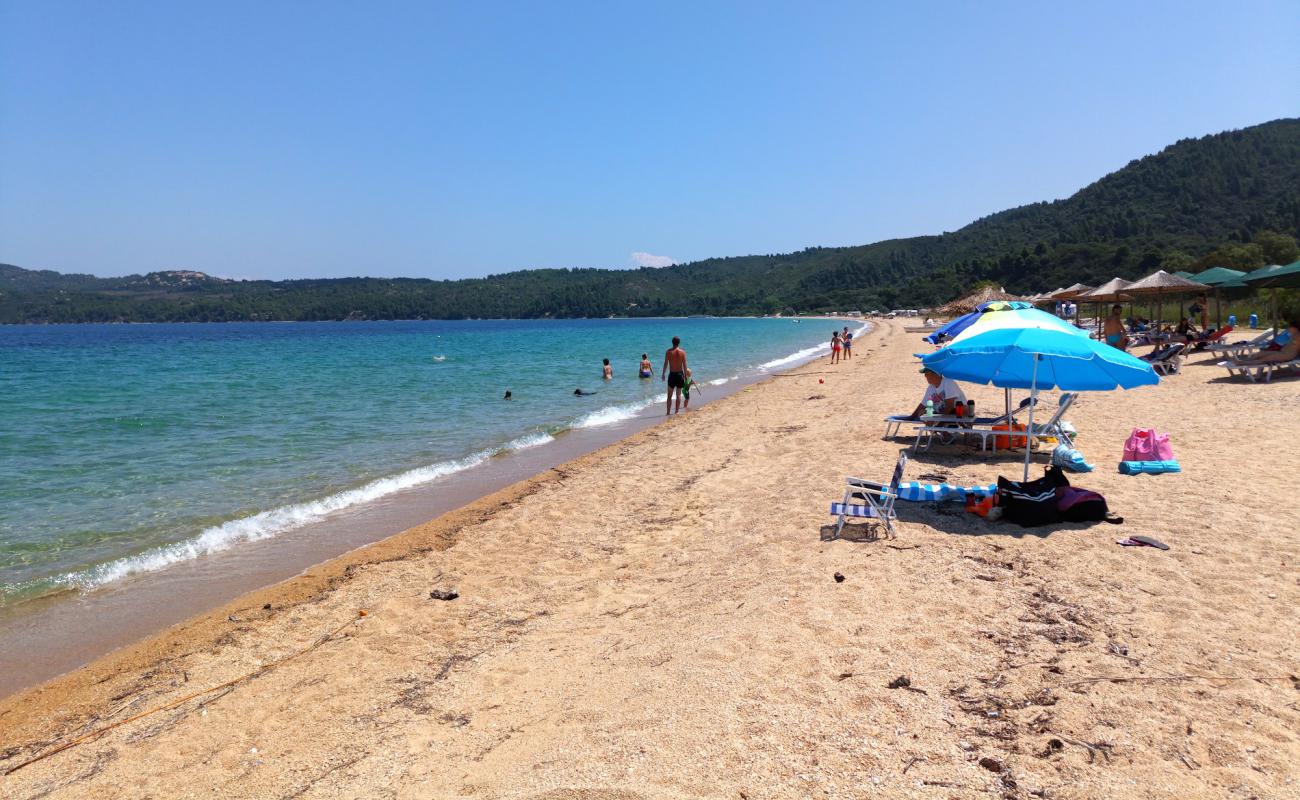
left=1, top=1, right=1296, bottom=280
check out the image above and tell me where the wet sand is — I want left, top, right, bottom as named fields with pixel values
left=2, top=320, right=1297, bottom=799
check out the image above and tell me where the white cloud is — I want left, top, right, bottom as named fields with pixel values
left=631, top=251, right=675, bottom=268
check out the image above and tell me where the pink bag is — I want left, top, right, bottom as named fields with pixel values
left=1123, top=428, right=1174, bottom=461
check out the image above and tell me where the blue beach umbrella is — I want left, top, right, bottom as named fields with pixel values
left=923, top=307, right=1159, bottom=479
left=924, top=300, right=1036, bottom=345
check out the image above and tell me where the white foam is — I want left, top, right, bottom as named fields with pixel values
left=706, top=376, right=734, bottom=386
left=759, top=343, right=828, bottom=370
left=51, top=450, right=494, bottom=593
left=431, top=355, right=447, bottom=362
left=573, top=398, right=657, bottom=429
left=758, top=322, right=871, bottom=371
left=505, top=430, right=555, bottom=451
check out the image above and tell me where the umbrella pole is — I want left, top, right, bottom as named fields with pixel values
left=1023, top=354, right=1039, bottom=482
left=1004, top=387, right=1011, bottom=421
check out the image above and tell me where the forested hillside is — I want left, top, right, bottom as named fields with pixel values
left=3, top=118, right=1298, bottom=323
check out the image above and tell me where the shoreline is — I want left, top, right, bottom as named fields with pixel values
left=4, top=319, right=1294, bottom=799
left=0, top=320, right=869, bottom=698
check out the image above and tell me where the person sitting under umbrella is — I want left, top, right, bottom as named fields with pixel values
left=909, top=367, right=967, bottom=419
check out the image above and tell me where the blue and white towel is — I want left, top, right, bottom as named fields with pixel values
left=895, top=482, right=997, bottom=502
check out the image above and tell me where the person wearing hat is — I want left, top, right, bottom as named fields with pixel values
left=908, top=367, right=967, bottom=419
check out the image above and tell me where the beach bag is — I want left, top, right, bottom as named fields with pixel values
left=997, top=467, right=1069, bottom=527
left=1056, top=487, right=1108, bottom=523
left=1123, top=428, right=1173, bottom=461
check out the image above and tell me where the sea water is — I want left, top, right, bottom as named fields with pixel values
left=0, top=318, right=860, bottom=608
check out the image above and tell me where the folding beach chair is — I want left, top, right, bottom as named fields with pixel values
left=830, top=451, right=907, bottom=539
left=1028, top=393, right=1077, bottom=444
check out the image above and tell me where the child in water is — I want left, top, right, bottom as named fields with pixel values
left=682, top=368, right=703, bottom=410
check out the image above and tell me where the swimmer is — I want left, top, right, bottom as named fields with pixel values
left=639, top=353, right=653, bottom=378
left=574, top=388, right=597, bottom=396
left=602, top=358, right=613, bottom=380
left=503, top=390, right=512, bottom=400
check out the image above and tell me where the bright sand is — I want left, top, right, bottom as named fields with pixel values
left=2, top=320, right=1297, bottom=798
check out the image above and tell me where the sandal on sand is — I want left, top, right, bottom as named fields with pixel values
left=1116, top=535, right=1169, bottom=550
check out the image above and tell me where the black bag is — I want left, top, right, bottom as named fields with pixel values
left=998, top=467, right=1069, bottom=527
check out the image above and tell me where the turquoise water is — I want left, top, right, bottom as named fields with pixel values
left=0, top=318, right=856, bottom=606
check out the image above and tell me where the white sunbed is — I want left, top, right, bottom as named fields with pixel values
left=1204, top=331, right=1281, bottom=361
left=1220, top=358, right=1300, bottom=383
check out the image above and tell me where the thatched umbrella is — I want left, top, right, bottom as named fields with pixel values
left=1046, top=283, right=1095, bottom=325
left=1123, top=270, right=1209, bottom=332
left=1080, top=278, right=1134, bottom=335
left=936, top=286, right=1024, bottom=316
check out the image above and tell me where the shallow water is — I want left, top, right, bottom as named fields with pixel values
left=0, top=317, right=859, bottom=608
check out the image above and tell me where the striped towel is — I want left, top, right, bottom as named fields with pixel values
left=895, top=482, right=998, bottom=502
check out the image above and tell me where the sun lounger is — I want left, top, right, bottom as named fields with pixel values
left=1139, top=342, right=1185, bottom=375
left=1206, top=331, right=1282, bottom=360
left=1188, top=326, right=1232, bottom=350
left=830, top=451, right=907, bottom=538
left=1220, top=358, right=1300, bottom=383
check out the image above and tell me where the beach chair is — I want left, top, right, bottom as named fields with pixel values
left=1221, top=358, right=1300, bottom=383
left=1207, top=331, right=1281, bottom=361
left=1027, top=393, right=1077, bottom=445
left=1139, top=342, right=1186, bottom=376
left=830, top=451, right=907, bottom=539
left=1189, top=326, right=1232, bottom=351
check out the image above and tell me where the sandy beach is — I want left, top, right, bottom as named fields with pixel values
left=2, top=319, right=1297, bottom=799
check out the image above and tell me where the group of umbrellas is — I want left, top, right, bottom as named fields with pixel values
left=1024, top=259, right=1300, bottom=332
left=918, top=260, right=1299, bottom=481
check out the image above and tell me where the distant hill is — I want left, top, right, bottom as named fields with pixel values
left=3, top=118, right=1298, bottom=323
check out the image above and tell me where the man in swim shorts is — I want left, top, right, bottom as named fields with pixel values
left=1102, top=304, right=1128, bottom=350
left=639, top=353, right=653, bottom=378
left=662, top=336, right=688, bottom=415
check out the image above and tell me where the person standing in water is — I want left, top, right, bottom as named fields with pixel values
left=602, top=358, right=613, bottom=380
left=661, top=336, right=688, bottom=415
left=639, top=354, right=653, bottom=378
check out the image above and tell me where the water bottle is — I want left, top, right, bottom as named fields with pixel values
left=924, top=400, right=934, bottom=417
left=967, top=400, right=975, bottom=419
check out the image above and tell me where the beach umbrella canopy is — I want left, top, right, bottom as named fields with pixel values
left=935, top=286, right=1026, bottom=316
left=1243, top=259, right=1300, bottom=289
left=922, top=307, right=1159, bottom=479
left=1124, top=270, right=1209, bottom=294
left=1080, top=277, right=1134, bottom=303
left=1188, top=267, right=1248, bottom=328
left=923, top=301, right=1036, bottom=345
left=1123, top=270, right=1209, bottom=326
left=1051, top=283, right=1095, bottom=299
left=1190, top=267, right=1247, bottom=286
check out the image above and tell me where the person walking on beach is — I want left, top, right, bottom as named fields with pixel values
left=830, top=330, right=842, bottom=364
left=842, top=326, right=853, bottom=359
left=602, top=358, right=613, bottom=380
left=662, top=336, right=688, bottom=415
left=1102, top=304, right=1129, bottom=350
left=681, top=368, right=703, bottom=410
left=639, top=354, right=653, bottom=378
